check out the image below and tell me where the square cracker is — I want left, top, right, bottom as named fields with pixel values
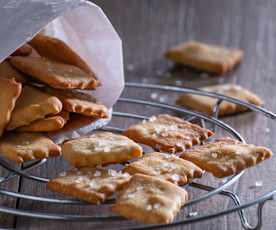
left=10, top=56, right=99, bottom=90
left=6, top=85, right=62, bottom=130
left=0, top=61, right=26, bottom=83
left=112, top=174, right=188, bottom=224
left=181, top=138, right=273, bottom=178
left=123, top=152, right=203, bottom=185
left=165, top=41, right=243, bottom=74
left=45, top=87, right=108, bottom=118
left=0, top=132, right=61, bottom=163
left=48, top=167, right=130, bottom=204
left=16, top=111, right=69, bottom=132
left=62, top=132, right=143, bottom=168
left=30, top=34, right=95, bottom=75
left=123, top=114, right=214, bottom=153
left=0, top=78, right=22, bottom=137
left=176, top=84, right=263, bottom=116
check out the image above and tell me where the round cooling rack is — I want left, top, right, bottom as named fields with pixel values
left=0, top=82, right=275, bottom=230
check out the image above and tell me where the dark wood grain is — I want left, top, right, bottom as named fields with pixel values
left=12, top=0, right=276, bottom=229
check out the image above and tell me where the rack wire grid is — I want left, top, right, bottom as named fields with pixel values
left=0, top=82, right=275, bottom=230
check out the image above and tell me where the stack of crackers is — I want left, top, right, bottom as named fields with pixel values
left=0, top=34, right=108, bottom=163
left=45, top=114, right=272, bottom=225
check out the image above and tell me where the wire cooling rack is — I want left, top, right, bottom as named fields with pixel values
left=0, top=82, right=275, bottom=230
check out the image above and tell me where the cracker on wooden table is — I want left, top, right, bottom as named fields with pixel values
left=123, top=152, right=202, bottom=185
left=0, top=132, right=61, bottom=163
left=62, top=132, right=143, bottom=168
left=30, top=34, right=95, bottom=75
left=48, top=167, right=130, bottom=204
left=112, top=174, right=188, bottom=224
left=0, top=61, right=26, bottom=83
left=123, top=114, right=214, bottom=153
left=0, top=78, right=22, bottom=137
left=6, top=85, right=62, bottom=130
left=10, top=57, right=99, bottom=90
left=176, top=84, right=263, bottom=116
left=16, top=111, right=69, bottom=132
left=181, top=138, right=273, bottom=178
left=45, top=87, right=108, bottom=118
left=11, top=44, right=32, bottom=57
left=165, top=41, right=243, bottom=75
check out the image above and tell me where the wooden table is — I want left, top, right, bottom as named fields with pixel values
left=1, top=0, right=276, bottom=229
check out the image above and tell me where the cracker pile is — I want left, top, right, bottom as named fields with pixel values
left=0, top=34, right=108, bottom=162
left=46, top=114, right=272, bottom=225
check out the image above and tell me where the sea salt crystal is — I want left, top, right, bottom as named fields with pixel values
left=153, top=203, right=161, bottom=209
left=175, top=80, right=182, bottom=86
left=146, top=204, right=152, bottom=210
left=150, top=92, right=159, bottom=100
left=170, top=174, right=180, bottom=182
left=187, top=211, right=198, bottom=217
left=94, top=170, right=101, bottom=177
left=75, top=177, right=84, bottom=183
left=159, top=95, right=168, bottom=103
left=149, top=116, right=157, bottom=122
left=265, top=128, right=270, bottom=133
left=211, top=153, right=218, bottom=158
left=126, top=64, right=135, bottom=72
left=127, top=193, right=135, bottom=199
left=108, top=169, right=118, bottom=177
left=59, top=172, right=67, bottom=177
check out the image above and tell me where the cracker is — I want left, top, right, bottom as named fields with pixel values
left=11, top=44, right=32, bottom=56
left=10, top=57, right=99, bottom=89
left=48, top=168, right=130, bottom=204
left=6, top=86, right=62, bottom=130
left=0, top=132, right=61, bottom=163
left=165, top=41, right=243, bottom=74
left=0, top=61, right=26, bottom=83
left=123, top=152, right=202, bottom=185
left=16, top=111, right=69, bottom=132
left=123, top=114, right=214, bottom=153
left=176, top=84, right=263, bottom=116
left=0, top=78, right=22, bottom=137
left=62, top=132, right=143, bottom=168
left=112, top=174, right=188, bottom=224
left=181, top=138, right=273, bottom=178
left=30, top=34, right=95, bottom=75
left=45, top=88, right=108, bottom=118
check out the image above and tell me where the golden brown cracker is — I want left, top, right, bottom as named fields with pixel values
left=0, top=78, right=22, bottom=137
left=123, top=152, right=202, bottom=185
left=7, top=85, right=62, bottom=130
left=11, top=44, right=32, bottom=56
left=30, top=34, right=95, bottom=75
left=10, top=57, right=99, bottom=89
left=45, top=88, right=108, bottom=118
left=124, top=114, right=214, bottom=153
left=48, top=167, right=130, bottom=204
left=181, top=138, right=273, bottom=178
left=112, top=174, right=188, bottom=224
left=0, top=61, right=26, bottom=83
left=62, top=132, right=143, bottom=168
left=176, top=84, right=263, bottom=116
left=16, top=111, right=69, bottom=132
left=0, top=132, right=61, bottom=163
left=165, top=41, right=243, bottom=74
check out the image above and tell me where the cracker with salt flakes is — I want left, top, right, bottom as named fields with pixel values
left=177, top=84, right=263, bottom=116
left=112, top=174, right=188, bottom=224
left=165, top=41, right=243, bottom=74
left=124, top=152, right=203, bottom=185
left=0, top=132, right=61, bottom=163
left=62, top=132, right=143, bottom=168
left=181, top=138, right=273, bottom=178
left=124, top=114, right=213, bottom=153
left=48, top=167, right=130, bottom=204
left=6, top=85, right=62, bottom=130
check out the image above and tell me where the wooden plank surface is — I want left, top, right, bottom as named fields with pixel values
left=10, top=0, right=276, bottom=229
